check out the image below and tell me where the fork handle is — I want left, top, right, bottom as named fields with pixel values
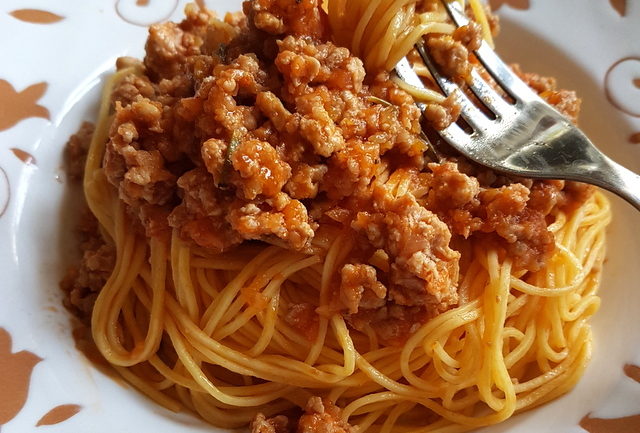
left=584, top=155, right=640, bottom=212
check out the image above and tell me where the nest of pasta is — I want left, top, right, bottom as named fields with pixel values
left=61, top=1, right=610, bottom=432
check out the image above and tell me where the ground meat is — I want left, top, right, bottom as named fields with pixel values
left=58, top=3, right=600, bottom=432
left=423, top=161, right=565, bottom=271
left=276, top=36, right=365, bottom=96
left=351, top=304, right=431, bottom=346
left=65, top=0, right=594, bottom=360
left=284, top=163, right=327, bottom=199
left=250, top=414, right=290, bottom=433
left=60, top=209, right=115, bottom=321
left=339, top=264, right=387, bottom=314
left=200, top=54, right=266, bottom=134
left=543, top=89, right=581, bottom=124
left=144, top=7, right=211, bottom=81
left=285, top=303, right=319, bottom=341
left=511, top=64, right=556, bottom=94
left=110, top=68, right=155, bottom=108
left=62, top=123, right=115, bottom=319
left=251, top=398, right=354, bottom=433
left=64, top=122, right=95, bottom=181
left=426, top=35, right=471, bottom=80
left=246, top=0, right=328, bottom=40
left=296, top=90, right=347, bottom=157
left=227, top=193, right=315, bottom=250
left=352, top=184, right=460, bottom=313
left=168, top=168, right=241, bottom=251
left=298, top=397, right=355, bottom=433
left=424, top=94, right=462, bottom=130
left=203, top=136, right=292, bottom=199
left=512, top=64, right=581, bottom=123
left=104, top=98, right=176, bottom=215
left=453, top=22, right=483, bottom=51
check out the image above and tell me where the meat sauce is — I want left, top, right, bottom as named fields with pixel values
left=63, top=0, right=592, bottom=401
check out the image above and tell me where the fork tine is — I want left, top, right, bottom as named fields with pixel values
left=440, top=0, right=471, bottom=27
left=415, top=42, right=492, bottom=133
left=467, top=68, right=517, bottom=119
left=440, top=121, right=475, bottom=149
left=394, top=57, right=428, bottom=110
left=474, top=44, right=540, bottom=103
left=440, top=0, right=541, bottom=103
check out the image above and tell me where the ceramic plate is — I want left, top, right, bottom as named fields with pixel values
left=1, top=1, right=639, bottom=432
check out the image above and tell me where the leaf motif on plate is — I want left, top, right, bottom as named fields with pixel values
left=0, top=80, right=50, bottom=132
left=624, top=364, right=640, bottom=382
left=36, top=404, right=82, bottom=427
left=9, top=9, right=65, bottom=24
left=580, top=364, right=640, bottom=432
left=10, top=148, right=37, bottom=166
left=580, top=414, right=640, bottom=433
left=136, top=0, right=150, bottom=6
left=489, top=0, right=530, bottom=10
left=0, top=328, right=43, bottom=426
left=633, top=78, right=640, bottom=89
left=609, top=0, right=627, bottom=16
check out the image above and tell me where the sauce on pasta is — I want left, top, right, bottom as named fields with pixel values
left=61, top=1, right=610, bottom=431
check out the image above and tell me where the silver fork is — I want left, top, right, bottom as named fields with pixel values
left=394, top=0, right=640, bottom=211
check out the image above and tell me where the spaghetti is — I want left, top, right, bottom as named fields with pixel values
left=64, top=1, right=611, bottom=432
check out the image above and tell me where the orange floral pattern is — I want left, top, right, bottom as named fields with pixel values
left=0, top=80, right=50, bottom=132
left=8, top=9, right=64, bottom=24
left=10, top=149, right=36, bottom=166
left=624, top=364, right=640, bottom=383
left=580, top=364, right=640, bottom=432
left=0, top=328, right=83, bottom=430
left=35, top=404, right=82, bottom=427
left=489, top=0, right=530, bottom=10
left=0, top=328, right=42, bottom=427
left=609, top=0, right=627, bottom=16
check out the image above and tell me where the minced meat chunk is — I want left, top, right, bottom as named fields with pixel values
left=251, top=397, right=355, bottom=433
left=250, top=414, right=290, bottom=433
left=453, top=22, right=483, bottom=51
left=339, top=264, right=387, bottom=314
left=64, top=122, right=95, bottom=181
left=298, top=397, right=355, bottom=433
left=65, top=0, right=594, bottom=354
left=352, top=184, right=460, bottom=313
left=246, top=0, right=328, bottom=40
left=424, top=161, right=559, bottom=271
left=202, top=136, right=292, bottom=200
left=60, top=4, right=599, bottom=432
left=424, top=94, right=462, bottom=130
left=227, top=193, right=315, bottom=250
left=512, top=64, right=581, bottom=124
left=60, top=209, right=115, bottom=321
left=426, top=35, right=471, bottom=80
left=285, top=303, right=320, bottom=341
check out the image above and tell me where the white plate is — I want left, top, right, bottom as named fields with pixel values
left=1, top=1, right=639, bottom=432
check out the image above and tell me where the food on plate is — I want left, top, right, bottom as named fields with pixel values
left=61, top=0, right=610, bottom=431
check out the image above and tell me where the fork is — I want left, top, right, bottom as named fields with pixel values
left=394, top=0, right=640, bottom=211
